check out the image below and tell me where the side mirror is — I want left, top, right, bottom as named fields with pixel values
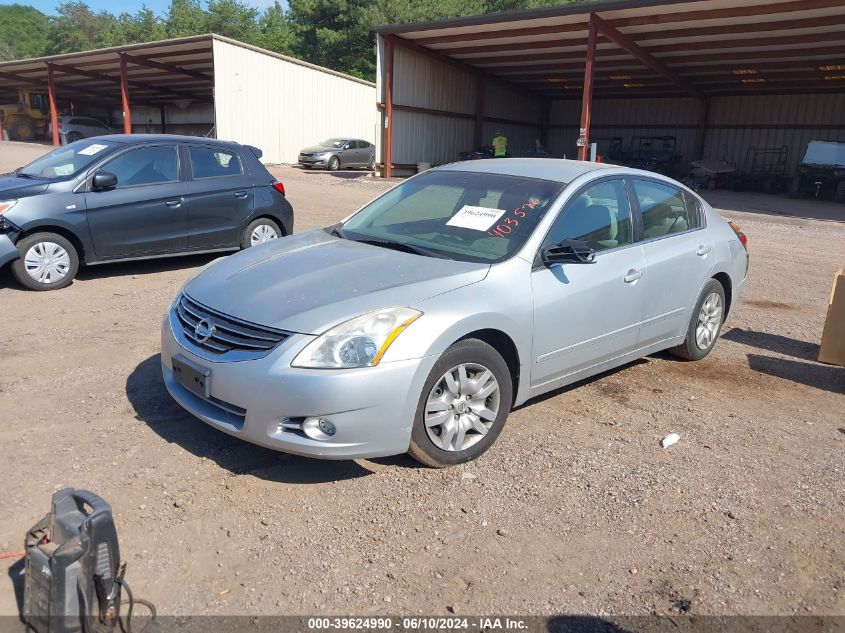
left=542, top=239, right=596, bottom=266
left=92, top=172, right=117, bottom=190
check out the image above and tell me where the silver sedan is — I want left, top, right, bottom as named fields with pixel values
left=160, top=159, right=749, bottom=467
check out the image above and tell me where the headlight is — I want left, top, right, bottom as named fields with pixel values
left=292, top=307, right=422, bottom=369
left=0, top=200, right=17, bottom=215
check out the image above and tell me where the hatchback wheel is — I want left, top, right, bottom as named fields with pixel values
left=669, top=279, right=726, bottom=361
left=408, top=339, right=512, bottom=468
left=66, top=132, right=83, bottom=143
left=11, top=232, right=79, bottom=291
left=327, top=156, right=340, bottom=171
left=242, top=218, right=282, bottom=249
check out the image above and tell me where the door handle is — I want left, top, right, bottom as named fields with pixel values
left=623, top=269, right=644, bottom=283
left=697, top=244, right=713, bottom=256
left=234, top=191, right=248, bottom=199
left=165, top=198, right=183, bottom=208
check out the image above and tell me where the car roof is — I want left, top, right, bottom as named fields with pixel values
left=436, top=158, right=617, bottom=183
left=103, top=134, right=240, bottom=147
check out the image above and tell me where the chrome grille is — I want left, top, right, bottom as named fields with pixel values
left=174, top=293, right=290, bottom=360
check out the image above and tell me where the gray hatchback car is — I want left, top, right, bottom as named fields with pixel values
left=0, top=135, right=292, bottom=290
left=161, top=159, right=749, bottom=467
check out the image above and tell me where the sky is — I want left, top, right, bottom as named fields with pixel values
left=0, top=0, right=284, bottom=15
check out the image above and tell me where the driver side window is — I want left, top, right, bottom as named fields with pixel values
left=547, top=179, right=633, bottom=253
left=101, top=146, right=179, bottom=187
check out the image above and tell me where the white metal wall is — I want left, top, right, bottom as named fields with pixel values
left=386, top=43, right=543, bottom=169
left=213, top=39, right=378, bottom=164
left=548, top=94, right=845, bottom=175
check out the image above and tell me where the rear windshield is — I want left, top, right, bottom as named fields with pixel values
left=340, top=170, right=565, bottom=263
left=19, top=140, right=119, bottom=179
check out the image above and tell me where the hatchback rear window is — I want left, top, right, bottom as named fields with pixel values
left=189, top=146, right=243, bottom=179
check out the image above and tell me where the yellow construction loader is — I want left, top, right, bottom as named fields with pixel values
left=0, top=89, right=50, bottom=141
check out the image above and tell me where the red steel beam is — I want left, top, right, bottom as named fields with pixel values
left=590, top=13, right=703, bottom=99
left=46, top=63, right=59, bottom=146
left=383, top=38, right=395, bottom=178
left=120, top=54, right=131, bottom=135
left=577, top=16, right=598, bottom=161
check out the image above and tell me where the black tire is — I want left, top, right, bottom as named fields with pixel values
left=834, top=180, right=845, bottom=204
left=66, top=131, right=83, bottom=143
left=408, top=338, right=513, bottom=468
left=8, top=118, right=36, bottom=142
left=10, top=232, right=79, bottom=291
left=327, top=156, right=340, bottom=171
left=367, top=156, right=375, bottom=171
left=240, top=217, right=282, bottom=249
left=668, top=278, right=726, bottom=361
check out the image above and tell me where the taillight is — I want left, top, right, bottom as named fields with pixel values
left=57, top=123, right=62, bottom=130
left=728, top=220, right=747, bottom=249
left=272, top=181, right=285, bottom=196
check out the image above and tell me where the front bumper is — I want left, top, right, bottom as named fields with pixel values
left=0, top=234, right=20, bottom=268
left=298, top=156, right=328, bottom=168
left=160, top=308, right=437, bottom=459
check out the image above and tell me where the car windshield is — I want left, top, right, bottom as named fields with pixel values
left=318, top=139, right=348, bottom=149
left=339, top=170, right=565, bottom=263
left=803, top=141, right=845, bottom=167
left=18, top=139, right=118, bottom=179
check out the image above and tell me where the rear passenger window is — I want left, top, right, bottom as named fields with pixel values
left=632, top=180, right=700, bottom=239
left=547, top=179, right=633, bottom=253
left=189, top=146, right=242, bottom=179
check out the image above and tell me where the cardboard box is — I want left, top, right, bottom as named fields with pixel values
left=818, top=268, right=845, bottom=366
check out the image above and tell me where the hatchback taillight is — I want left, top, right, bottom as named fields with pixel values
left=728, top=220, right=747, bottom=249
left=272, top=181, right=285, bottom=196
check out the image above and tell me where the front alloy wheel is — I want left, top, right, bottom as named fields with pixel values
left=424, top=363, right=500, bottom=452
left=10, top=232, right=80, bottom=291
left=409, top=338, right=513, bottom=468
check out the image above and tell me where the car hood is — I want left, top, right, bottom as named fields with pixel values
left=185, top=230, right=489, bottom=334
left=300, top=146, right=336, bottom=154
left=0, top=175, right=50, bottom=199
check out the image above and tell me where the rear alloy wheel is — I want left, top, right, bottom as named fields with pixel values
left=408, top=339, right=512, bottom=468
left=669, top=279, right=726, bottom=361
left=11, top=232, right=79, bottom=291
left=327, top=156, right=340, bottom=171
left=367, top=156, right=376, bottom=171
left=241, top=218, right=282, bottom=249
left=66, top=131, right=83, bottom=143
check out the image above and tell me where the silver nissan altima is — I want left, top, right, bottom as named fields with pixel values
left=161, top=159, right=749, bottom=467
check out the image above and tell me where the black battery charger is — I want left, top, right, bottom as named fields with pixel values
left=22, top=488, right=153, bottom=633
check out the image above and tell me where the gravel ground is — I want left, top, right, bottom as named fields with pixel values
left=0, top=147, right=843, bottom=618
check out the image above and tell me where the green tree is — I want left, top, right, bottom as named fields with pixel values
left=254, top=1, right=293, bottom=54
left=205, top=0, right=259, bottom=42
left=164, top=0, right=206, bottom=38
left=0, top=4, right=50, bottom=60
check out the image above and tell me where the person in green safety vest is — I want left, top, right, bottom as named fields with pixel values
left=492, top=130, right=507, bottom=158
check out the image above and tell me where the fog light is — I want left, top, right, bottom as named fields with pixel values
left=302, top=417, right=336, bottom=441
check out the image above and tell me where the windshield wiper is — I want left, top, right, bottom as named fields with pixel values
left=16, top=172, right=37, bottom=179
left=352, top=237, right=448, bottom=259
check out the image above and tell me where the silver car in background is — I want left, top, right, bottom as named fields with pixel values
left=161, top=159, right=749, bottom=467
left=298, top=138, right=376, bottom=171
left=52, top=115, right=116, bottom=144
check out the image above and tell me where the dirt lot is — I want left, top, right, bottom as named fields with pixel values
left=0, top=142, right=843, bottom=619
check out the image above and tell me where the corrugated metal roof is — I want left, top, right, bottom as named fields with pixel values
left=377, top=0, right=845, bottom=99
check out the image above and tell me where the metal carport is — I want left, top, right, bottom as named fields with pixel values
left=0, top=34, right=377, bottom=164
left=374, top=0, right=845, bottom=177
